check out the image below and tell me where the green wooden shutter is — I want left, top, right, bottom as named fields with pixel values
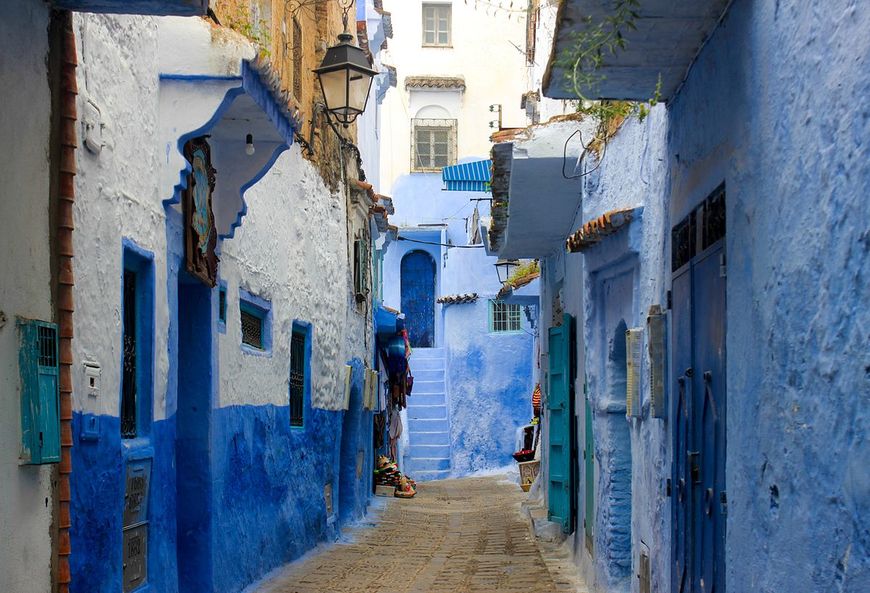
left=584, top=391, right=595, bottom=551
left=18, top=319, right=61, bottom=464
left=547, top=313, right=574, bottom=532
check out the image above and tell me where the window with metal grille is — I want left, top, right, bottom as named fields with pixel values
left=671, top=183, right=726, bottom=271
left=422, top=3, right=451, bottom=46
left=38, top=325, right=57, bottom=368
left=240, top=309, right=263, bottom=350
left=121, top=269, right=138, bottom=438
left=289, top=325, right=308, bottom=427
left=218, top=285, right=227, bottom=324
left=489, top=300, right=522, bottom=333
left=353, top=237, right=370, bottom=303
left=411, top=118, right=457, bottom=171
left=292, top=17, right=302, bottom=100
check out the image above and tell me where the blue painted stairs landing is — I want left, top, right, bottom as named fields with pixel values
left=405, top=348, right=451, bottom=481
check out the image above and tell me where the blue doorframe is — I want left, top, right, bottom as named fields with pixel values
left=400, top=250, right=436, bottom=347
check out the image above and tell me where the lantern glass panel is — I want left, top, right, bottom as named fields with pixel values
left=319, top=68, right=348, bottom=116
left=348, top=69, right=373, bottom=113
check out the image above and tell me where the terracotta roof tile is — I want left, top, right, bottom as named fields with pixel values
left=566, top=207, right=637, bottom=252
left=404, top=76, right=466, bottom=91
left=437, top=293, right=479, bottom=305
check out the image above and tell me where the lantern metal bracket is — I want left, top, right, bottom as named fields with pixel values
left=303, top=102, right=365, bottom=181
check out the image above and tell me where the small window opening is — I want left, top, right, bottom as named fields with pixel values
left=218, top=286, right=227, bottom=324
left=289, top=324, right=309, bottom=427
left=422, top=3, right=451, bottom=46
left=490, top=300, right=522, bottom=333
left=241, top=309, right=264, bottom=350
left=121, top=269, right=138, bottom=438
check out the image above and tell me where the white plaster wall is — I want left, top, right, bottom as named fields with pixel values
left=0, top=4, right=54, bottom=591
left=71, top=14, right=172, bottom=421
left=218, top=148, right=370, bottom=411
left=379, top=0, right=527, bottom=189
left=529, top=0, right=577, bottom=122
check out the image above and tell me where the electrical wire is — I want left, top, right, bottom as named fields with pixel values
left=397, top=236, right=484, bottom=249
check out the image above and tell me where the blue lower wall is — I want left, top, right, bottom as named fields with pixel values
left=71, top=382, right=371, bottom=593
left=444, top=300, right=533, bottom=475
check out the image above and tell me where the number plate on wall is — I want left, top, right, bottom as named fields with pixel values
left=123, top=460, right=151, bottom=528
left=123, top=459, right=151, bottom=592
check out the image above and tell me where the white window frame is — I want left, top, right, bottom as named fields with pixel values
left=489, top=300, right=522, bottom=333
left=412, top=118, right=457, bottom=171
left=422, top=3, right=452, bottom=47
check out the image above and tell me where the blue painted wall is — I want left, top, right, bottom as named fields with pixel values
left=537, top=1, right=870, bottom=591
left=71, top=211, right=374, bottom=593
left=382, top=169, right=536, bottom=476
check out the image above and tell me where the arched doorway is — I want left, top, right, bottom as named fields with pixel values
left=400, top=250, right=435, bottom=347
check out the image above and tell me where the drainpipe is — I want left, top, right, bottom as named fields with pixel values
left=53, top=10, right=77, bottom=593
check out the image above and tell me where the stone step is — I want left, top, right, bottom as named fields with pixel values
left=410, top=347, right=445, bottom=359
left=412, top=380, right=445, bottom=394
left=409, top=444, right=451, bottom=458
left=409, top=394, right=446, bottom=406
left=407, top=405, right=447, bottom=420
left=409, top=418, right=450, bottom=433
left=410, top=469, right=452, bottom=482
left=413, top=369, right=445, bottom=382
left=407, top=457, right=451, bottom=471
left=412, top=357, right=446, bottom=371
left=411, top=431, right=451, bottom=445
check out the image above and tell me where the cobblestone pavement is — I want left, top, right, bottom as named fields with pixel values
left=253, top=476, right=587, bottom=593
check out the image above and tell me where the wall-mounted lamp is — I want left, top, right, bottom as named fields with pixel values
left=245, top=133, right=255, bottom=156
left=313, top=1, right=378, bottom=127
left=495, top=258, right=519, bottom=285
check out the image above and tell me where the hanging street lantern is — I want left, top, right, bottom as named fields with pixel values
left=314, top=32, right=379, bottom=127
left=495, top=258, right=520, bottom=285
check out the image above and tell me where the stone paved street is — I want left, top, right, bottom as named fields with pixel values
left=252, top=476, right=587, bottom=593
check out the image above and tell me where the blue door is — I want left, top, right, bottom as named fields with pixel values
left=400, top=251, right=435, bottom=347
left=548, top=314, right=575, bottom=533
left=672, top=239, right=726, bottom=593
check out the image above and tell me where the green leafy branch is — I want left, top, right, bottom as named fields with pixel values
left=556, top=0, right=660, bottom=154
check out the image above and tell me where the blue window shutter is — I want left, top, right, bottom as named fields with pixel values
left=18, top=319, right=61, bottom=464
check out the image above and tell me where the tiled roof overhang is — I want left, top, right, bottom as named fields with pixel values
left=437, top=293, right=479, bottom=305
left=543, top=0, right=732, bottom=101
left=566, top=207, right=639, bottom=252
left=405, top=76, right=466, bottom=91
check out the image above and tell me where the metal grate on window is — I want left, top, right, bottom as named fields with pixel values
left=37, top=325, right=57, bottom=368
left=491, top=300, right=521, bottom=333
left=289, top=330, right=306, bottom=426
left=240, top=309, right=264, bottom=350
left=218, top=287, right=227, bottom=324
left=702, top=184, right=726, bottom=250
left=411, top=118, right=457, bottom=171
left=122, top=269, right=138, bottom=439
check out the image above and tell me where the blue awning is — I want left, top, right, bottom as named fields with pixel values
left=442, top=159, right=492, bottom=192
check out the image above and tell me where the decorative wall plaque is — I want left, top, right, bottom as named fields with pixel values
left=182, top=137, right=219, bottom=286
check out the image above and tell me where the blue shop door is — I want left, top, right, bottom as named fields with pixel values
left=400, top=251, right=435, bottom=347
left=548, top=314, right=575, bottom=533
left=672, top=241, right=726, bottom=593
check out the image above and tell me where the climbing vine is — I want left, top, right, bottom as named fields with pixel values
left=556, top=0, right=661, bottom=157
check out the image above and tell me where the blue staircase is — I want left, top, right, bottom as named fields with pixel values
left=405, top=348, right=452, bottom=481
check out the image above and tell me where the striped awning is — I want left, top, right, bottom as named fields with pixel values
left=442, top=159, right=492, bottom=192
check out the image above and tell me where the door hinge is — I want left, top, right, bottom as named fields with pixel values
left=666, top=290, right=672, bottom=310
left=719, top=253, right=727, bottom=277
left=720, top=490, right=728, bottom=515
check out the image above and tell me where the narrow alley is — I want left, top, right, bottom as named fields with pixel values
left=1, top=1, right=868, bottom=593
left=252, top=476, right=584, bottom=593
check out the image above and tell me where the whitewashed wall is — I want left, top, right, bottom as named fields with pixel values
left=0, top=3, right=55, bottom=592
left=378, top=0, right=528, bottom=188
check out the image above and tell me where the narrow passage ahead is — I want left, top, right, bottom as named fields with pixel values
left=253, top=476, right=586, bottom=593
